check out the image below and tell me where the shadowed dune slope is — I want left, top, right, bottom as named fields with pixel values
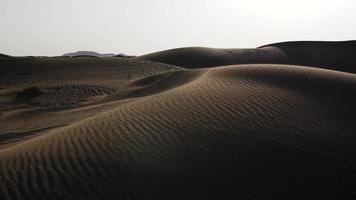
left=136, top=41, right=356, bottom=73
left=1, top=64, right=356, bottom=199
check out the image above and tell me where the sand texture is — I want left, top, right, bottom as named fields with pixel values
left=1, top=42, right=356, bottom=199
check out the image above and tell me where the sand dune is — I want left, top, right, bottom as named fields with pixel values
left=136, top=41, right=356, bottom=73
left=1, top=43, right=356, bottom=199
left=0, top=57, right=179, bottom=146
left=135, top=46, right=288, bottom=68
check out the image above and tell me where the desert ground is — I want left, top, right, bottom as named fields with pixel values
left=1, top=41, right=356, bottom=199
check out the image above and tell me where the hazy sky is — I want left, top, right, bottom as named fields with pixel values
left=1, top=0, right=355, bottom=56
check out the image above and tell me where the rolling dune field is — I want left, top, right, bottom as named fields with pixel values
left=1, top=41, right=356, bottom=199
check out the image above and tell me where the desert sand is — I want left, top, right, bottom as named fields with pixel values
left=1, top=41, right=356, bottom=199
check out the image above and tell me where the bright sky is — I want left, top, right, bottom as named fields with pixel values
left=0, top=0, right=355, bottom=56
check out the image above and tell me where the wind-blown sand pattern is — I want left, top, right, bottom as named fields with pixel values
left=1, top=41, right=356, bottom=199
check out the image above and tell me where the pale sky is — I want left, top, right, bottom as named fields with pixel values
left=0, top=0, right=355, bottom=56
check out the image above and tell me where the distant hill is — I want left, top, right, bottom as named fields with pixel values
left=62, top=51, right=116, bottom=57
left=0, top=51, right=134, bottom=59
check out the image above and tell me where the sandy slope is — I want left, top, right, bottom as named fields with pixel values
left=1, top=45, right=356, bottom=199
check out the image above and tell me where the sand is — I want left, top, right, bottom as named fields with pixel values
left=1, top=42, right=356, bottom=199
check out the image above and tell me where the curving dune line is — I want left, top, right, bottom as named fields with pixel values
left=1, top=63, right=356, bottom=199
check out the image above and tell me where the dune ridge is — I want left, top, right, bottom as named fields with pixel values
left=1, top=43, right=356, bottom=199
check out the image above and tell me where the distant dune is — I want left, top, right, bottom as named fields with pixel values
left=1, top=41, right=356, bottom=199
left=135, top=46, right=288, bottom=68
left=136, top=41, right=356, bottom=73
